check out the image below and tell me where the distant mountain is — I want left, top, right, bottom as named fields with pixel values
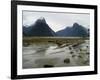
left=56, top=23, right=89, bottom=37
left=23, top=17, right=56, bottom=37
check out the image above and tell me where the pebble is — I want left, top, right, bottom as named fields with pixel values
left=70, top=51, right=74, bottom=54
left=43, top=65, right=54, bottom=68
left=64, top=58, right=70, bottom=64
left=78, top=55, right=82, bottom=58
left=72, top=55, right=76, bottom=58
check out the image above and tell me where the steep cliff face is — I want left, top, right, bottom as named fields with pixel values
left=23, top=17, right=56, bottom=37
left=56, top=23, right=89, bottom=37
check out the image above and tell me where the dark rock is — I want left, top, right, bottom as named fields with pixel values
left=23, top=17, right=56, bottom=37
left=70, top=51, right=74, bottom=54
left=72, top=55, right=76, bottom=58
left=78, top=55, right=82, bottom=58
left=79, top=48, right=83, bottom=51
left=83, top=60, right=89, bottom=65
left=86, top=46, right=89, bottom=48
left=69, top=47, right=72, bottom=50
left=86, top=52, right=89, bottom=55
left=43, top=65, right=54, bottom=68
left=72, top=44, right=79, bottom=48
left=64, top=58, right=70, bottom=64
left=56, top=23, right=89, bottom=37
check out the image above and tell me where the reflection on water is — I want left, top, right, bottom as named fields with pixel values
left=22, top=40, right=89, bottom=69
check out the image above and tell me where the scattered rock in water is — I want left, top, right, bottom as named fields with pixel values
left=64, top=58, right=70, bottom=64
left=82, top=60, right=89, bottom=65
left=70, top=51, right=74, bottom=54
left=43, top=65, right=54, bottom=68
left=69, top=47, right=72, bottom=50
left=55, top=41, right=63, bottom=47
left=87, top=55, right=89, bottom=58
left=72, top=43, right=79, bottom=48
left=86, top=52, right=89, bottom=55
left=72, top=55, right=76, bottom=58
left=79, top=48, right=83, bottom=51
left=78, top=55, right=82, bottom=58
left=86, top=46, right=89, bottom=48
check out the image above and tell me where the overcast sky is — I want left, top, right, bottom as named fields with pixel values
left=23, top=11, right=90, bottom=32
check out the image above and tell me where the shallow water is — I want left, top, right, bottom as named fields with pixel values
left=22, top=40, right=89, bottom=69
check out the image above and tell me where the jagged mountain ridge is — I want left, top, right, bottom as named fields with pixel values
left=56, top=23, right=89, bottom=37
left=23, top=17, right=56, bottom=36
left=23, top=18, right=89, bottom=37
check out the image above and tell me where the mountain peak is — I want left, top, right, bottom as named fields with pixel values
left=36, top=17, right=46, bottom=23
left=39, top=17, right=45, bottom=20
left=23, top=17, right=56, bottom=36
left=73, top=23, right=80, bottom=28
left=56, top=23, right=89, bottom=37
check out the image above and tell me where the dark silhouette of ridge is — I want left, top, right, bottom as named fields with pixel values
left=23, top=17, right=56, bottom=37
left=56, top=23, right=89, bottom=37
